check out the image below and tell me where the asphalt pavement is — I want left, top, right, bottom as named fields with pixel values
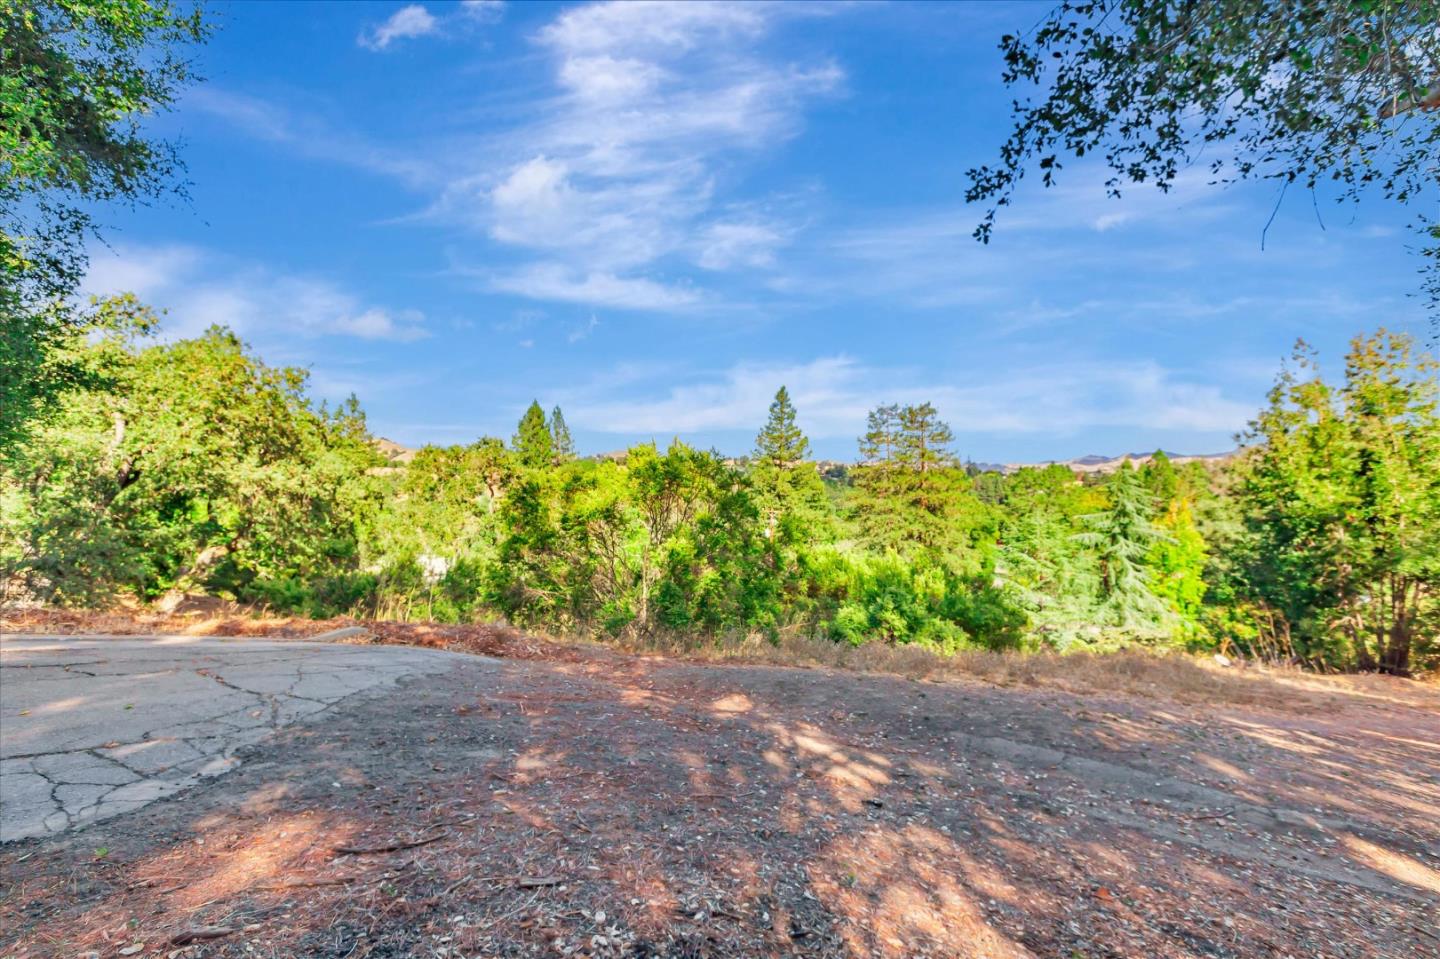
left=0, top=635, right=475, bottom=842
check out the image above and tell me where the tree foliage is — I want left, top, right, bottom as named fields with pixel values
left=512, top=400, right=553, bottom=470
left=1, top=312, right=376, bottom=606
left=3, top=303, right=1434, bottom=672
left=1, top=0, right=209, bottom=453
left=550, top=406, right=575, bottom=464
left=1230, top=330, right=1439, bottom=672
left=970, top=0, right=1440, bottom=310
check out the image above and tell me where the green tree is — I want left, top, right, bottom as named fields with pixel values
left=2, top=0, right=210, bottom=453
left=512, top=400, right=553, bottom=470
left=1, top=317, right=378, bottom=606
left=970, top=1, right=1440, bottom=311
left=852, top=402, right=991, bottom=569
left=1075, top=462, right=1171, bottom=630
left=1148, top=499, right=1209, bottom=625
left=995, top=464, right=1104, bottom=644
left=550, top=405, right=575, bottom=463
left=1140, top=451, right=1179, bottom=505
left=755, top=386, right=809, bottom=466
left=749, top=386, right=831, bottom=541
left=1234, top=331, right=1440, bottom=672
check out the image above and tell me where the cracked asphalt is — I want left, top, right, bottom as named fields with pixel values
left=0, top=635, right=477, bottom=843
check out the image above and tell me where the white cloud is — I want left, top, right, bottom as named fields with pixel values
left=460, top=0, right=505, bottom=23
left=427, top=1, right=843, bottom=306
left=491, top=263, right=699, bottom=311
left=83, top=244, right=429, bottom=342
left=568, top=314, right=600, bottom=343
left=697, top=220, right=785, bottom=270
left=359, top=4, right=439, bottom=51
left=358, top=1, right=505, bottom=51
left=567, top=355, right=1253, bottom=439
left=186, top=88, right=434, bottom=186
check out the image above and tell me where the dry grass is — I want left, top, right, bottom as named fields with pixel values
left=5, top=604, right=1435, bottom=715
left=624, top=630, right=1440, bottom=714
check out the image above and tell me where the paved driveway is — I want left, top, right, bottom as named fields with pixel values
left=0, top=635, right=475, bottom=843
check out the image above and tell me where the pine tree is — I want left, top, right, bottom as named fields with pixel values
left=550, top=406, right=575, bottom=464
left=1075, top=461, right=1170, bottom=629
left=750, top=386, right=829, bottom=540
left=858, top=404, right=900, bottom=465
left=754, top=386, right=809, bottom=467
left=852, top=402, right=984, bottom=566
left=1141, top=450, right=1179, bottom=505
left=512, top=400, right=553, bottom=470
left=895, top=403, right=956, bottom=473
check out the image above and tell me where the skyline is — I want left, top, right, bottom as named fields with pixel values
left=82, top=0, right=1430, bottom=461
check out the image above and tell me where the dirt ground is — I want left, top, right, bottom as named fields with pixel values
left=2, top=616, right=1438, bottom=958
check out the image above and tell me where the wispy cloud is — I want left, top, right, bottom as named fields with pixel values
left=358, top=1, right=504, bottom=51
left=567, top=355, right=1254, bottom=440
left=184, top=88, right=435, bottom=186
left=359, top=5, right=439, bottom=51
left=83, top=244, right=429, bottom=342
left=427, top=1, right=843, bottom=305
left=490, top=263, right=700, bottom=311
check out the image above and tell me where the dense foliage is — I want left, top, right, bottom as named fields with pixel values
left=2, top=0, right=209, bottom=453
left=3, top=313, right=1434, bottom=672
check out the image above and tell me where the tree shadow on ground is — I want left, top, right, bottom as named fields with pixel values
left=1, top=653, right=1437, bottom=958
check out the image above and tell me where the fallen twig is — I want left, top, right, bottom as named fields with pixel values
left=334, top=831, right=448, bottom=856
left=170, top=926, right=237, bottom=946
left=1188, top=808, right=1235, bottom=821
left=256, top=876, right=361, bottom=891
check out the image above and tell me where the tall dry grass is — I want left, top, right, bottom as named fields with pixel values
left=620, top=630, right=1440, bottom=713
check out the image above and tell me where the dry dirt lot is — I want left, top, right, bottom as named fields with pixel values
left=1, top=618, right=1437, bottom=958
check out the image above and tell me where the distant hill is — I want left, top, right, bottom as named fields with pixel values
left=374, top=438, right=418, bottom=464
left=371, top=438, right=1238, bottom=476
left=996, top=450, right=1240, bottom=475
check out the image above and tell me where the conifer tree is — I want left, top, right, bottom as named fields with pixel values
left=1141, top=450, right=1179, bottom=505
left=1076, top=462, right=1170, bottom=628
left=512, top=400, right=553, bottom=470
left=550, top=406, right=575, bottom=463
left=750, top=386, right=829, bottom=540
left=755, top=386, right=809, bottom=467
left=853, top=402, right=985, bottom=566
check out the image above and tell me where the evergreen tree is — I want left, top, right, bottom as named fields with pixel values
left=1233, top=331, right=1440, bottom=673
left=1141, top=450, right=1179, bottom=505
left=550, top=406, right=575, bottom=463
left=858, top=404, right=901, bottom=465
left=895, top=403, right=955, bottom=473
left=852, top=402, right=989, bottom=568
left=754, top=386, right=809, bottom=467
left=749, top=386, right=830, bottom=541
left=512, top=401, right=552, bottom=469
left=1075, top=462, right=1170, bottom=629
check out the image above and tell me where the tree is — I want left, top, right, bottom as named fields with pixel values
left=1141, top=451, right=1179, bottom=505
left=755, top=386, right=809, bottom=467
left=512, top=400, right=553, bottom=469
left=749, top=386, right=830, bottom=541
left=1234, top=331, right=1439, bottom=673
left=1, top=0, right=210, bottom=453
left=550, top=405, right=575, bottom=463
left=969, top=1, right=1440, bottom=311
left=1148, top=498, right=1209, bottom=624
left=1075, top=461, right=1171, bottom=630
left=1, top=316, right=378, bottom=606
left=852, top=402, right=991, bottom=568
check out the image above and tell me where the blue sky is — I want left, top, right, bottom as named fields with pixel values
left=84, top=0, right=1429, bottom=462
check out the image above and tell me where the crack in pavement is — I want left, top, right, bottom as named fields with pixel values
left=1, top=637, right=472, bottom=843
